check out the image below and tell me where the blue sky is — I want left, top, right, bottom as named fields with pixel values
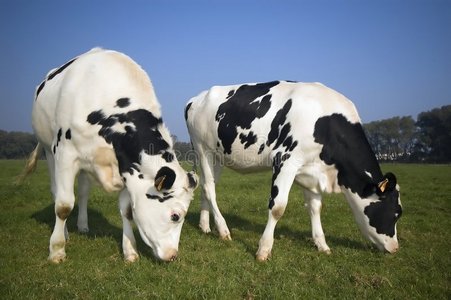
left=1, top=0, right=450, bottom=141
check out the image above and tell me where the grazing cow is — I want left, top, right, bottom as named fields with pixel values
left=22, top=48, right=198, bottom=263
left=185, top=80, right=402, bottom=261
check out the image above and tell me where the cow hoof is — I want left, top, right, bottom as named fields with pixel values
left=125, top=253, right=139, bottom=263
left=256, top=254, right=270, bottom=262
left=256, top=251, right=271, bottom=262
left=317, top=245, right=331, bottom=254
left=220, top=233, right=232, bottom=241
left=199, top=225, right=211, bottom=234
left=48, top=253, right=66, bottom=264
left=78, top=227, right=89, bottom=234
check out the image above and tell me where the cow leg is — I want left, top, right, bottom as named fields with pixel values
left=198, top=149, right=213, bottom=234
left=198, top=148, right=229, bottom=239
left=199, top=191, right=211, bottom=233
left=119, top=189, right=139, bottom=262
left=77, top=171, right=91, bottom=233
left=44, top=149, right=56, bottom=200
left=256, top=159, right=296, bottom=261
left=49, top=150, right=79, bottom=263
left=199, top=162, right=223, bottom=235
left=44, top=149, right=71, bottom=240
left=303, top=189, right=331, bottom=253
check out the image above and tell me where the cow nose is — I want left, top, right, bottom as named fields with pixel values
left=385, top=241, right=399, bottom=254
left=387, top=246, right=399, bottom=254
left=161, top=249, right=178, bottom=262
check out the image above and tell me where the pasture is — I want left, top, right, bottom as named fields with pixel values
left=0, top=160, right=449, bottom=299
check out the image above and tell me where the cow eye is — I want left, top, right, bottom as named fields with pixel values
left=170, top=213, right=181, bottom=222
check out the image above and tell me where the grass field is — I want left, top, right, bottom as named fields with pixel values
left=0, top=160, right=449, bottom=299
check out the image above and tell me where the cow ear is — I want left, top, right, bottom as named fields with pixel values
left=155, top=167, right=176, bottom=191
left=377, top=173, right=397, bottom=194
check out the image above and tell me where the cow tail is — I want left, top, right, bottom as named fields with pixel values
left=15, top=142, right=43, bottom=185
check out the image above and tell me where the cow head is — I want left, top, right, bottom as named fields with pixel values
left=346, top=173, right=402, bottom=253
left=314, top=114, right=402, bottom=253
left=87, top=105, right=199, bottom=261
left=122, top=164, right=198, bottom=261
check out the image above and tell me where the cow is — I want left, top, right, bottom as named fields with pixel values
left=21, top=48, right=198, bottom=263
left=185, top=80, right=402, bottom=261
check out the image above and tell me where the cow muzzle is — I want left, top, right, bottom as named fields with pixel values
left=158, top=248, right=178, bottom=262
left=384, top=240, right=399, bottom=254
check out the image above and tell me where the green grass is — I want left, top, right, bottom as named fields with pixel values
left=0, top=160, right=449, bottom=299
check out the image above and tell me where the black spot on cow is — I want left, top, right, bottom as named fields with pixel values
left=53, top=145, right=56, bottom=154
left=227, top=90, right=235, bottom=98
left=116, top=98, right=131, bottom=108
left=128, top=167, right=135, bottom=175
left=313, top=113, right=383, bottom=197
left=138, top=174, right=144, bottom=179
left=146, top=193, right=174, bottom=202
left=184, top=102, right=193, bottom=121
left=258, top=143, right=265, bottom=154
left=268, top=152, right=289, bottom=209
left=36, top=81, right=46, bottom=100
left=87, top=108, right=169, bottom=174
left=273, top=123, right=290, bottom=150
left=281, top=153, right=291, bottom=161
left=47, top=58, right=77, bottom=81
left=256, top=95, right=272, bottom=118
left=87, top=110, right=105, bottom=125
left=364, top=189, right=402, bottom=237
left=133, top=163, right=141, bottom=172
left=215, top=81, right=279, bottom=154
left=268, top=185, right=279, bottom=209
left=162, top=151, right=174, bottom=163
left=239, top=131, right=257, bottom=149
left=125, top=125, right=134, bottom=134
left=65, top=129, right=71, bottom=140
left=56, top=128, right=62, bottom=147
left=285, top=139, right=298, bottom=152
left=36, top=57, right=77, bottom=100
left=267, top=99, right=292, bottom=147
left=154, top=166, right=176, bottom=190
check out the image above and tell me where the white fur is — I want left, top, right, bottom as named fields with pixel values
left=32, top=48, right=197, bottom=263
left=186, top=81, right=399, bottom=260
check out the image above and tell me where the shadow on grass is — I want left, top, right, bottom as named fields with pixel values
left=30, top=204, right=158, bottom=262
left=185, top=211, right=369, bottom=256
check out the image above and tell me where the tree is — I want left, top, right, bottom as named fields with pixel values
left=1, top=104, right=450, bottom=162
left=398, top=116, right=417, bottom=158
left=364, top=116, right=416, bottom=161
left=0, top=130, right=37, bottom=159
left=416, top=105, right=451, bottom=162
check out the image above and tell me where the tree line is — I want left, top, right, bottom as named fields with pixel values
left=0, top=130, right=37, bottom=159
left=363, top=105, right=450, bottom=163
left=1, top=105, right=450, bottom=162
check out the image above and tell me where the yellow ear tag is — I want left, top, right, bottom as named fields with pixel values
left=378, top=178, right=389, bottom=193
left=155, top=175, right=167, bottom=191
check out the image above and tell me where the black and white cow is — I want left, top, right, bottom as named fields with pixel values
left=185, top=81, right=402, bottom=261
left=23, top=48, right=198, bottom=263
